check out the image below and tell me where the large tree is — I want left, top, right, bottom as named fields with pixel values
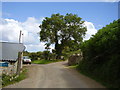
left=39, top=13, right=87, bottom=59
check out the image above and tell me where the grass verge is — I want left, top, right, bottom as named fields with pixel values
left=2, top=68, right=27, bottom=87
left=76, top=69, right=118, bottom=90
left=68, top=64, right=120, bottom=89
left=77, top=65, right=120, bottom=89
left=32, top=59, right=64, bottom=64
left=68, top=65, right=109, bottom=89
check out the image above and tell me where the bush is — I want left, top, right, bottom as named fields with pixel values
left=78, top=19, right=120, bottom=88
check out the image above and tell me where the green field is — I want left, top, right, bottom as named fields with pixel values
left=32, top=59, right=64, bottom=64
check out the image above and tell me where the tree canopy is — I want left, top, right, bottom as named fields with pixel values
left=39, top=13, right=87, bottom=59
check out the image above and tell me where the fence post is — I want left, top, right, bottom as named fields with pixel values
left=16, top=52, right=22, bottom=75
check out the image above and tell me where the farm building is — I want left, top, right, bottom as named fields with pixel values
left=0, top=42, right=25, bottom=75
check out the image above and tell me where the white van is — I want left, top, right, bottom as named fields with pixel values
left=23, top=56, right=31, bottom=64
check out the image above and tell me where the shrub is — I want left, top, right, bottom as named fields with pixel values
left=78, top=19, right=120, bottom=88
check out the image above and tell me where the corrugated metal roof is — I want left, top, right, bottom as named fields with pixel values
left=0, top=42, right=25, bottom=61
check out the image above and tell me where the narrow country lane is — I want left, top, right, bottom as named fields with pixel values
left=4, top=61, right=105, bottom=88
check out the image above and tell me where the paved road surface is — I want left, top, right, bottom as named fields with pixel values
left=4, top=61, right=105, bottom=88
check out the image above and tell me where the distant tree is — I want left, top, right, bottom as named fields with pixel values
left=23, top=51, right=29, bottom=56
left=36, top=51, right=44, bottom=59
left=29, top=51, right=44, bottom=60
left=39, top=13, right=87, bottom=59
left=43, top=51, right=50, bottom=60
left=29, top=52, right=38, bottom=61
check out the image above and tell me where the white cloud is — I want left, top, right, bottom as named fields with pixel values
left=0, top=17, right=47, bottom=52
left=84, top=21, right=97, bottom=40
left=25, top=43, right=45, bottom=52
left=0, top=17, right=97, bottom=52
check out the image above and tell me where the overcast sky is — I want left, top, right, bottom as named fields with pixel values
left=0, top=1, right=119, bottom=52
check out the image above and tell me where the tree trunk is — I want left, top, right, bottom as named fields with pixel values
left=55, top=40, right=59, bottom=59
left=55, top=43, right=63, bottom=59
left=54, top=30, right=63, bottom=59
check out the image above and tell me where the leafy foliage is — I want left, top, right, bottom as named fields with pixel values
left=24, top=51, right=57, bottom=61
left=39, top=13, right=87, bottom=59
left=78, top=19, right=120, bottom=88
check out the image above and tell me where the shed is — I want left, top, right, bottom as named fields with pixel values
left=0, top=42, right=25, bottom=75
left=0, top=42, right=25, bottom=61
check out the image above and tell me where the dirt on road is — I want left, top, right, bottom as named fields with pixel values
left=4, top=61, right=105, bottom=88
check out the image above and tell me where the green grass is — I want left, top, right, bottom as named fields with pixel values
left=68, top=65, right=78, bottom=69
left=2, top=68, right=27, bottom=87
left=76, top=68, right=118, bottom=90
left=70, top=65, right=120, bottom=89
left=32, top=59, right=64, bottom=64
left=68, top=65, right=109, bottom=89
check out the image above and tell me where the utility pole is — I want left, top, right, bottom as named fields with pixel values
left=16, top=30, right=22, bottom=75
left=21, top=33, right=24, bottom=69
left=19, top=30, right=22, bottom=43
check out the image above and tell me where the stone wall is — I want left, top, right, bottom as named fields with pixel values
left=68, top=53, right=83, bottom=66
left=0, top=61, right=17, bottom=76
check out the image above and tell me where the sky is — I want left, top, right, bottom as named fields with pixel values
left=0, top=1, right=119, bottom=52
